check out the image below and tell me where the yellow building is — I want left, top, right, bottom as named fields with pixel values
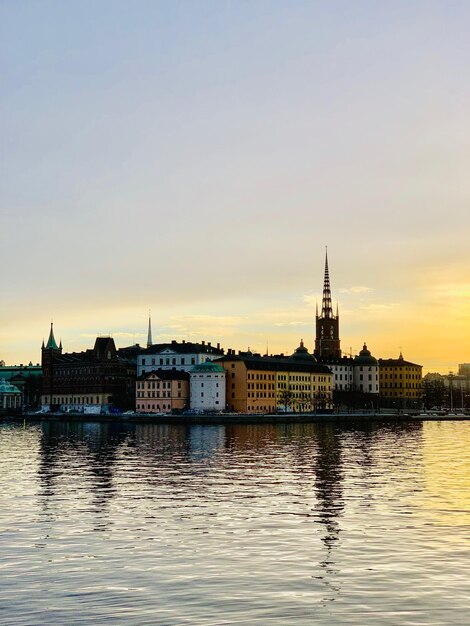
left=378, top=353, right=422, bottom=409
left=216, top=341, right=333, bottom=414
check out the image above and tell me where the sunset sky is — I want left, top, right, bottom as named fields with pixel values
left=1, top=1, right=469, bottom=373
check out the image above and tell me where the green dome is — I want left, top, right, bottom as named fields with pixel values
left=0, top=379, right=21, bottom=394
left=354, top=343, right=378, bottom=366
left=191, top=360, right=225, bottom=373
left=290, top=340, right=317, bottom=363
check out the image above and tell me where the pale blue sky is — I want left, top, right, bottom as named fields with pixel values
left=1, top=1, right=470, bottom=371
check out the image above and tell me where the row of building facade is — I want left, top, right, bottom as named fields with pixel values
left=2, top=252, right=428, bottom=414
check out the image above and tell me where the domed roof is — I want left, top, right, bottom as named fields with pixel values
left=0, top=379, right=21, bottom=394
left=290, top=340, right=317, bottom=363
left=354, top=343, right=378, bottom=366
left=191, top=360, right=225, bottom=373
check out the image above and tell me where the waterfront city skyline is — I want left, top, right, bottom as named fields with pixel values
left=1, top=2, right=469, bottom=372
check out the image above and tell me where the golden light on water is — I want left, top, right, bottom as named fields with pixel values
left=420, top=422, right=470, bottom=529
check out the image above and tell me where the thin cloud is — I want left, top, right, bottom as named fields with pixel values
left=360, top=303, right=399, bottom=313
left=171, top=314, right=244, bottom=325
left=340, top=286, right=373, bottom=294
left=303, top=293, right=321, bottom=306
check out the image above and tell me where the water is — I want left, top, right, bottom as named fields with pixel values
left=1, top=419, right=469, bottom=625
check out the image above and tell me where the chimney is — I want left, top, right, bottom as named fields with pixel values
left=208, top=342, right=211, bottom=347
left=202, top=340, right=205, bottom=346
left=217, top=342, right=220, bottom=350
left=182, top=339, right=185, bottom=344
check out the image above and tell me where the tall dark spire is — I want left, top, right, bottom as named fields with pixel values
left=147, top=310, right=153, bottom=348
left=321, top=247, right=333, bottom=318
left=314, top=248, right=341, bottom=359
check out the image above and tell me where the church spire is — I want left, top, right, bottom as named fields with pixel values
left=321, top=247, right=333, bottom=318
left=45, top=322, right=59, bottom=350
left=314, top=248, right=341, bottom=360
left=147, top=310, right=153, bottom=348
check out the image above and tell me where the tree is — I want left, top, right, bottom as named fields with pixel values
left=422, top=378, right=445, bottom=409
left=279, top=387, right=294, bottom=412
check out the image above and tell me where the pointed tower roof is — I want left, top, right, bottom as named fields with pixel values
left=45, top=322, right=59, bottom=350
left=147, top=311, right=153, bottom=348
left=321, top=247, right=333, bottom=318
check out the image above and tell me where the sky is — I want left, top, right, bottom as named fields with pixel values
left=1, top=0, right=469, bottom=373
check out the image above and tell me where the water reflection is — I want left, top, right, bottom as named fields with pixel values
left=38, top=421, right=134, bottom=529
left=7, top=418, right=468, bottom=625
left=310, top=425, right=343, bottom=589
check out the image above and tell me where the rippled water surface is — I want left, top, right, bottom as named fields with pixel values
left=1, top=419, right=469, bottom=625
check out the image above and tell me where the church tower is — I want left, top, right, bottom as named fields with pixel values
left=41, top=322, right=63, bottom=405
left=314, top=249, right=341, bottom=359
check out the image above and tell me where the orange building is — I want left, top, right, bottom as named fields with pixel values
left=216, top=342, right=333, bottom=414
left=136, top=369, right=189, bottom=413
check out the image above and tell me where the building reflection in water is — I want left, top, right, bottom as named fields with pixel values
left=38, top=421, right=133, bottom=530
left=36, top=417, right=424, bottom=586
left=310, top=424, right=344, bottom=591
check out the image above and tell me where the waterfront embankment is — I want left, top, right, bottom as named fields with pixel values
left=3, top=410, right=469, bottom=425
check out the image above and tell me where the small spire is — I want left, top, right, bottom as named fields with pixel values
left=300, top=338, right=304, bottom=348
left=59, top=338, right=62, bottom=350
left=147, top=310, right=153, bottom=348
left=45, top=322, right=59, bottom=350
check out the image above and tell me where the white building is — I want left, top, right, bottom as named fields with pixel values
left=319, top=345, right=379, bottom=395
left=353, top=343, right=379, bottom=394
left=137, top=340, right=224, bottom=377
left=190, top=361, right=226, bottom=412
left=318, top=357, right=354, bottom=391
